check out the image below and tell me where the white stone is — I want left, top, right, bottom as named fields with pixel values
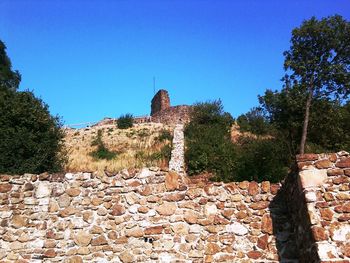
left=233, top=236, right=253, bottom=251
left=304, top=191, right=317, bottom=202
left=317, top=242, right=339, bottom=260
left=204, top=203, right=218, bottom=217
left=24, top=197, right=36, bottom=205
left=332, top=225, right=350, bottom=242
left=71, top=218, right=85, bottom=228
left=147, top=209, right=156, bottom=217
left=189, top=224, right=201, bottom=234
left=65, top=173, right=74, bottom=180
left=35, top=182, right=51, bottom=198
left=38, top=197, right=50, bottom=205
left=129, top=204, right=140, bottom=214
left=29, top=239, right=44, bottom=249
left=138, top=168, right=152, bottom=178
left=0, top=211, right=12, bottom=218
left=299, top=168, right=327, bottom=188
left=226, top=222, right=248, bottom=236
left=159, top=253, right=173, bottom=263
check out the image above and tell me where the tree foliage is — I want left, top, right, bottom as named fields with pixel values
left=185, top=100, right=236, bottom=182
left=283, top=15, right=350, bottom=153
left=0, top=40, right=65, bottom=174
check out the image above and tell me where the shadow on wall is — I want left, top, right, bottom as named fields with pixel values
left=269, top=171, right=320, bottom=263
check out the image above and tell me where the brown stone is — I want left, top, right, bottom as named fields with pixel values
left=320, top=209, right=334, bottom=221
left=298, top=161, right=313, bottom=170
left=324, top=193, right=335, bottom=201
left=91, top=197, right=103, bottom=206
left=257, top=234, right=268, bottom=250
left=338, top=215, right=350, bottom=222
left=247, top=251, right=262, bottom=259
left=315, top=159, right=333, bottom=169
left=145, top=226, right=163, bottom=235
left=222, top=209, right=234, bottom=220
left=250, top=201, right=269, bottom=210
left=0, top=183, right=12, bottom=193
left=341, top=244, right=350, bottom=257
left=74, top=231, right=92, bottom=247
left=345, top=169, right=350, bottom=176
left=110, top=204, right=125, bottom=216
left=66, top=188, right=81, bottom=197
left=333, top=176, right=350, bottom=184
left=336, top=157, right=350, bottom=168
left=163, top=193, right=185, bottom=202
left=248, top=182, right=259, bottom=196
left=11, top=215, right=27, bottom=228
left=296, top=153, right=318, bottom=162
left=59, top=207, right=77, bottom=217
left=312, top=226, right=328, bottom=241
left=270, top=184, right=280, bottom=195
left=205, top=243, right=220, bottom=255
left=139, top=185, right=152, bottom=196
left=115, top=236, right=128, bottom=244
left=125, top=227, right=144, bottom=237
left=137, top=206, right=149, bottom=213
left=43, top=249, right=56, bottom=258
left=261, top=214, right=273, bottom=234
left=156, top=202, right=177, bottom=216
left=238, top=181, right=249, bottom=189
left=165, top=171, right=179, bottom=191
left=119, top=251, right=135, bottom=263
left=67, top=256, right=83, bottom=263
left=23, top=183, right=34, bottom=191
left=91, top=235, right=108, bottom=246
left=327, top=169, right=344, bottom=176
left=337, top=193, right=350, bottom=200
left=236, top=211, right=247, bottom=219
left=184, top=211, right=199, bottom=224
left=261, top=181, right=270, bottom=193
left=342, top=202, right=350, bottom=212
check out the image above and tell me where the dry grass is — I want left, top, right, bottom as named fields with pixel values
left=63, top=123, right=173, bottom=173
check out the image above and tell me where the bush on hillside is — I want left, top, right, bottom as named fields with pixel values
left=90, top=130, right=117, bottom=160
left=117, top=113, right=133, bottom=129
left=185, top=100, right=237, bottom=181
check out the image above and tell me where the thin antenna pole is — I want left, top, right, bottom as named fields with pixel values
left=153, top=77, right=155, bottom=94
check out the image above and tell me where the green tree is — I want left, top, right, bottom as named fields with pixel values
left=283, top=15, right=350, bottom=154
left=236, top=107, right=271, bottom=135
left=0, top=40, right=21, bottom=91
left=0, top=40, right=65, bottom=174
left=185, top=100, right=236, bottom=181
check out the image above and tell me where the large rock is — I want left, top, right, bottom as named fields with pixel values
left=299, top=168, right=327, bottom=188
left=156, top=202, right=177, bottom=216
left=226, top=222, right=248, bottom=236
left=74, top=231, right=92, bottom=246
left=11, top=215, right=27, bottom=228
left=165, top=171, right=179, bottom=191
left=35, top=181, right=51, bottom=198
left=0, top=183, right=12, bottom=193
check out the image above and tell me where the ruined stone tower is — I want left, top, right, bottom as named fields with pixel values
left=150, top=89, right=192, bottom=124
left=151, top=89, right=170, bottom=116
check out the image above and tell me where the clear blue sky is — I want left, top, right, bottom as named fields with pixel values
left=1, top=0, right=349, bottom=125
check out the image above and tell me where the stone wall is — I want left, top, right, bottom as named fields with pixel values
left=0, top=171, right=285, bottom=262
left=151, top=90, right=171, bottom=116
left=288, top=151, right=350, bottom=263
left=151, top=105, right=192, bottom=125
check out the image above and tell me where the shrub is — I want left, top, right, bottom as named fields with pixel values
left=235, top=137, right=290, bottom=183
left=156, top=129, right=173, bottom=142
left=90, top=130, right=117, bottom=160
left=185, top=100, right=236, bottom=181
left=117, top=113, right=133, bottom=129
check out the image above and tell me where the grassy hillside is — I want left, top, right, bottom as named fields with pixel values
left=63, top=123, right=173, bottom=173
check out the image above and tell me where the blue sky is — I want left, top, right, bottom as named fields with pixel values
left=1, top=0, right=349, bottom=125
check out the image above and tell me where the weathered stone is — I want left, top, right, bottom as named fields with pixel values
left=24, top=182, right=34, bottom=191
left=58, top=194, right=71, bottom=208
left=315, top=159, right=333, bottom=169
left=11, top=215, right=27, bottom=228
left=66, top=188, right=81, bottom=197
left=171, top=223, right=189, bottom=235
left=299, top=168, right=327, bottom=188
left=312, top=226, right=328, bottom=241
left=204, top=203, right=218, bottom=217
left=247, top=251, right=262, bottom=259
left=248, top=182, right=259, bottom=196
left=59, top=207, right=77, bottom=217
left=261, top=181, right=270, bottom=193
left=205, top=243, right=220, bottom=255
left=91, top=235, right=108, bottom=246
left=110, top=204, right=125, bottom=216
left=35, top=181, right=51, bottom=198
left=249, top=201, right=269, bottom=210
left=156, top=202, right=177, bottom=216
left=74, top=231, right=92, bottom=247
left=261, top=214, right=273, bottom=234
left=257, top=234, right=268, bottom=249
left=331, top=225, right=350, bottom=242
left=296, top=153, right=318, bottom=162
left=238, top=181, right=249, bottom=189
left=0, top=183, right=13, bottom=193
left=145, top=226, right=163, bottom=235
left=165, top=171, right=179, bottom=191
left=336, top=157, right=350, bottom=168
left=184, top=211, right=199, bottom=224
left=67, top=256, right=83, bottom=263
left=119, top=251, right=135, bottom=263
left=126, top=227, right=144, bottom=237
left=226, top=222, right=248, bottom=236
left=320, top=208, right=333, bottom=221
